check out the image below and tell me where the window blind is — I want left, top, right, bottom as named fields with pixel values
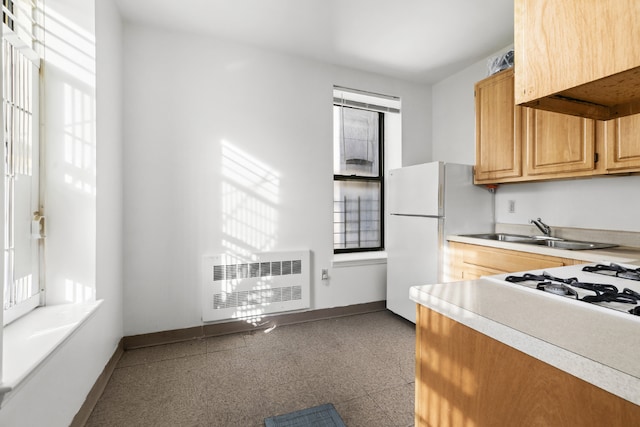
left=333, top=86, right=401, bottom=114
left=2, top=0, right=40, bottom=60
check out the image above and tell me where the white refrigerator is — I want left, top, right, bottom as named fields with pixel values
left=386, top=161, right=493, bottom=322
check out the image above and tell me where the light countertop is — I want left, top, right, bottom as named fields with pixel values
left=447, top=234, right=640, bottom=264
left=410, top=273, right=640, bottom=406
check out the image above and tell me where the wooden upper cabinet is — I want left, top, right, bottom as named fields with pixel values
left=474, top=69, right=599, bottom=184
left=525, top=109, right=596, bottom=177
left=515, top=0, right=640, bottom=120
left=604, top=114, right=640, bottom=172
left=474, top=69, right=522, bottom=184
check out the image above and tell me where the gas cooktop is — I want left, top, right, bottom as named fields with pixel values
left=488, top=263, right=640, bottom=318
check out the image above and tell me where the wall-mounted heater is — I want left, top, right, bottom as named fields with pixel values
left=202, top=250, right=311, bottom=322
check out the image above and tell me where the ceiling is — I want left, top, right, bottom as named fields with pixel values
left=113, top=0, right=514, bottom=84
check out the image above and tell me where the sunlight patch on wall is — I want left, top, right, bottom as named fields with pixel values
left=218, top=140, right=282, bottom=324
left=62, top=82, right=95, bottom=195
left=64, top=278, right=94, bottom=303
left=221, top=140, right=279, bottom=253
left=36, top=2, right=97, bottom=307
left=43, top=5, right=95, bottom=87
left=221, top=140, right=279, bottom=204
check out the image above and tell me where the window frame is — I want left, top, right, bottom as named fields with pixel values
left=2, top=4, right=43, bottom=325
left=333, top=105, right=385, bottom=254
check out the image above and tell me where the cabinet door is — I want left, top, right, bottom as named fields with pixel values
left=460, top=243, right=566, bottom=272
left=605, top=114, right=640, bottom=172
left=447, top=242, right=573, bottom=280
left=525, top=108, right=596, bottom=177
left=415, top=305, right=640, bottom=427
left=474, top=69, right=523, bottom=183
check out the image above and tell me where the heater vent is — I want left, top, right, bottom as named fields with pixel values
left=202, top=250, right=310, bottom=322
left=213, top=285, right=303, bottom=310
left=212, top=258, right=303, bottom=282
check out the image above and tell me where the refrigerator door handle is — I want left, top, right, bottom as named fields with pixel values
left=438, top=165, right=445, bottom=216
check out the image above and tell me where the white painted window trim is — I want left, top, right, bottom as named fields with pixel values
left=332, top=251, right=387, bottom=268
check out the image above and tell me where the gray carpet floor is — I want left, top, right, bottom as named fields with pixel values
left=85, top=310, right=415, bottom=427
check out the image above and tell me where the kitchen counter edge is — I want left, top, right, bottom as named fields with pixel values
left=409, top=280, right=640, bottom=406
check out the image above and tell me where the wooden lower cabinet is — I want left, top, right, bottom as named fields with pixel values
left=415, top=305, right=640, bottom=426
left=447, top=241, right=587, bottom=281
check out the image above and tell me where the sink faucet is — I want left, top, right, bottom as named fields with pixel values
left=530, top=218, right=551, bottom=236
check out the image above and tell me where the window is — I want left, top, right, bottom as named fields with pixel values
left=2, top=0, right=13, bottom=30
left=2, top=0, right=42, bottom=325
left=333, top=87, right=400, bottom=253
left=333, top=106, right=383, bottom=252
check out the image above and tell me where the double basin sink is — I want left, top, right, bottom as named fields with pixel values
left=460, top=233, right=618, bottom=251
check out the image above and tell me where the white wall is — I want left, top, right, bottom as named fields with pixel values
left=41, top=0, right=98, bottom=305
left=495, top=176, right=640, bottom=232
left=431, top=45, right=640, bottom=233
left=121, top=25, right=432, bottom=336
left=432, top=45, right=513, bottom=164
left=0, top=0, right=124, bottom=425
left=95, top=0, right=124, bottom=358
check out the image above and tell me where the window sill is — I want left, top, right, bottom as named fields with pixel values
left=332, top=251, right=387, bottom=268
left=0, top=300, right=103, bottom=406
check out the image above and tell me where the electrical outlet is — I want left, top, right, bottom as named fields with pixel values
left=508, top=200, right=516, bottom=213
left=321, top=269, right=329, bottom=280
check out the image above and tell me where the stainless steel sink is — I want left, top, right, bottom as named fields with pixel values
left=461, top=233, right=537, bottom=242
left=459, top=233, right=617, bottom=250
left=538, top=240, right=618, bottom=250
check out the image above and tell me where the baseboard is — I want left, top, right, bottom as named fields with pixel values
left=70, top=338, right=124, bottom=427
left=123, top=301, right=386, bottom=350
left=122, top=325, right=204, bottom=349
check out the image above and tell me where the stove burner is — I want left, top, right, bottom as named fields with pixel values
left=536, top=282, right=578, bottom=298
left=624, top=288, right=640, bottom=300
left=505, top=273, right=618, bottom=294
left=505, top=273, right=554, bottom=283
left=582, top=263, right=640, bottom=281
left=540, top=272, right=619, bottom=293
left=568, top=281, right=618, bottom=294
left=505, top=270, right=640, bottom=317
left=541, top=273, right=578, bottom=284
left=582, top=292, right=637, bottom=304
